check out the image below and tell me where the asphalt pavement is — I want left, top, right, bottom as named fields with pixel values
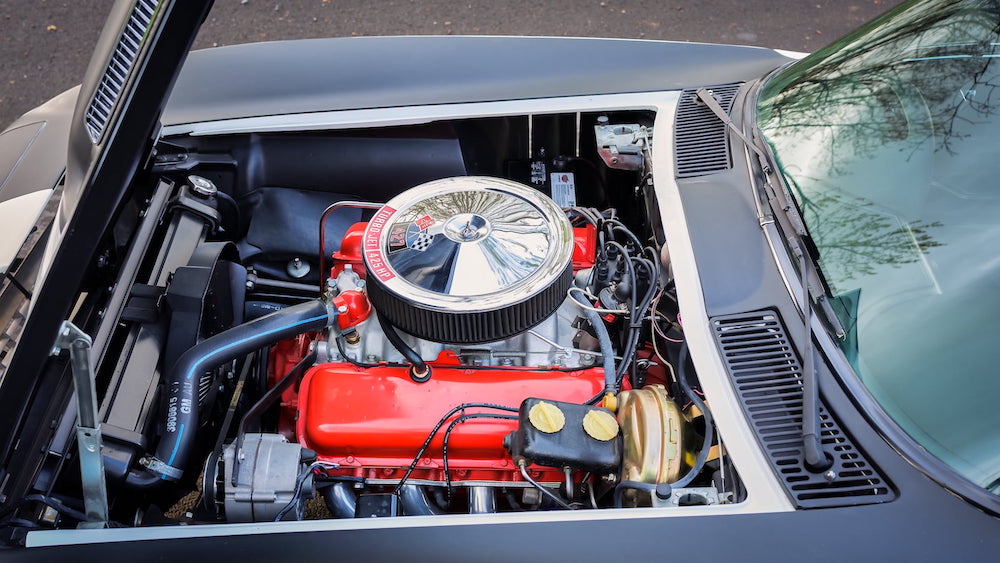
left=1, top=0, right=904, bottom=130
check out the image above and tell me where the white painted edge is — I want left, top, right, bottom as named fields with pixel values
left=162, top=92, right=669, bottom=138
left=774, top=49, right=809, bottom=60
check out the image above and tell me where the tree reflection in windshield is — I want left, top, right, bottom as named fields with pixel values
left=760, top=1, right=1000, bottom=285
left=759, top=1, right=1000, bottom=283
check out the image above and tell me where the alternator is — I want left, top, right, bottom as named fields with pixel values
left=216, top=433, right=314, bottom=522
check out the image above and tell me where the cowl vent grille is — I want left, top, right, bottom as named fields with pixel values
left=674, top=83, right=740, bottom=178
left=84, top=0, right=160, bottom=143
left=711, top=311, right=896, bottom=508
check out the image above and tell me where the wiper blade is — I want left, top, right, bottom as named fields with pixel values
left=695, top=87, right=835, bottom=473
left=746, top=130, right=846, bottom=340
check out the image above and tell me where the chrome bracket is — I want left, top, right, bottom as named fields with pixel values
left=52, top=321, right=108, bottom=528
left=651, top=486, right=724, bottom=508
left=594, top=119, right=650, bottom=171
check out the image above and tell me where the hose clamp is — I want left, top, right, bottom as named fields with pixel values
left=140, top=456, right=184, bottom=481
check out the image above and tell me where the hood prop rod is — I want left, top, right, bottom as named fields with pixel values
left=52, top=321, right=109, bottom=528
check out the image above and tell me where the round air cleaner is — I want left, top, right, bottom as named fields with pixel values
left=363, top=176, right=574, bottom=344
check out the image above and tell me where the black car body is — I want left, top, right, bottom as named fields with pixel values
left=1, top=0, right=998, bottom=560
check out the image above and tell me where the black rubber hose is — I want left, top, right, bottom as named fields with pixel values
left=213, top=190, right=242, bottom=235
left=571, top=291, right=617, bottom=395
left=376, top=312, right=429, bottom=381
left=126, top=299, right=334, bottom=488
left=672, top=342, right=714, bottom=489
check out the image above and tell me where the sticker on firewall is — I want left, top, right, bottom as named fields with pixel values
left=550, top=172, right=577, bottom=207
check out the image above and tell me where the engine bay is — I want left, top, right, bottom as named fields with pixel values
left=15, top=108, right=744, bottom=533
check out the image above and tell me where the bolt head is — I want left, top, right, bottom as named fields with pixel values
left=286, top=257, right=311, bottom=279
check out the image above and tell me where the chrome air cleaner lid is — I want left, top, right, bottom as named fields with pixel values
left=363, top=176, right=574, bottom=344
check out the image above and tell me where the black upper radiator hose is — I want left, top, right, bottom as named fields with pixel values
left=126, top=299, right=335, bottom=487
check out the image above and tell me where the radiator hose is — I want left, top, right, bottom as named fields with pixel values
left=126, top=299, right=336, bottom=487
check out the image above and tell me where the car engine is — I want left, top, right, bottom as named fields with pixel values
left=12, top=110, right=741, bottom=532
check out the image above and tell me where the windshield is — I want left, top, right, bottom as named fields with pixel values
left=757, top=0, right=1000, bottom=493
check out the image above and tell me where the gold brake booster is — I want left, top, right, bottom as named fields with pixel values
left=616, top=385, right=694, bottom=505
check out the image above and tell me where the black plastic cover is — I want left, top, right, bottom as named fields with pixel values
left=355, top=493, right=400, bottom=518
left=507, top=398, right=621, bottom=472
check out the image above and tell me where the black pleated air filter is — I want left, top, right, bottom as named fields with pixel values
left=363, top=177, right=574, bottom=344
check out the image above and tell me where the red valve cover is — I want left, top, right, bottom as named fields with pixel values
left=297, top=360, right=606, bottom=482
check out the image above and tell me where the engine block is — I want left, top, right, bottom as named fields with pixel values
left=297, top=360, right=606, bottom=483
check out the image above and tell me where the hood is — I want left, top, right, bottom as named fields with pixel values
left=161, top=36, right=791, bottom=128
left=0, top=0, right=212, bottom=455
left=64, top=0, right=211, bottom=216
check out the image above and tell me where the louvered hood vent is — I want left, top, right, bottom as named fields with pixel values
left=711, top=311, right=896, bottom=508
left=674, top=83, right=741, bottom=178
left=84, top=0, right=161, bottom=143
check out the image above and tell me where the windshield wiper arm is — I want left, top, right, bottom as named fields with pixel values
left=695, top=87, right=835, bottom=473
left=693, top=88, right=844, bottom=332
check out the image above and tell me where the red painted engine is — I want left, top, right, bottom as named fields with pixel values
left=272, top=273, right=602, bottom=483
left=274, top=178, right=604, bottom=485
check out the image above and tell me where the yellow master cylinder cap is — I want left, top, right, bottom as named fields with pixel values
left=528, top=401, right=566, bottom=433
left=583, top=409, right=620, bottom=441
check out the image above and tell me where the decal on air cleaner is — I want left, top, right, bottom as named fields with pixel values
left=364, top=206, right=397, bottom=281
